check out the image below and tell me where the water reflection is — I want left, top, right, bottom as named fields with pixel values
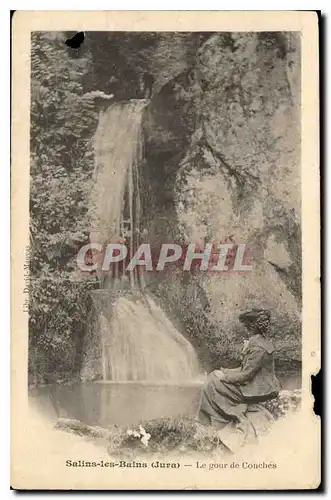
left=30, top=382, right=203, bottom=427
left=29, top=372, right=300, bottom=428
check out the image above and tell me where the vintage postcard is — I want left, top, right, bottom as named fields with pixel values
left=11, top=11, right=320, bottom=490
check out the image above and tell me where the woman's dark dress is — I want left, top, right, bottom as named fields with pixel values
left=198, top=334, right=280, bottom=429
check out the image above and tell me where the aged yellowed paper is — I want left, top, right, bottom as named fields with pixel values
left=11, top=11, right=320, bottom=490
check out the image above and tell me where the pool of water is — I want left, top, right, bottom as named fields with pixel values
left=29, top=382, right=203, bottom=427
left=29, top=372, right=301, bottom=428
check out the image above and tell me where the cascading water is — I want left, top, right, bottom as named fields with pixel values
left=87, top=100, right=200, bottom=382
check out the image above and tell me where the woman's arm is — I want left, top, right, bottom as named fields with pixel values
left=221, top=367, right=242, bottom=376
left=222, top=347, right=265, bottom=384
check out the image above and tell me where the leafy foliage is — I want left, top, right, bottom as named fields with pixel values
left=29, top=32, right=99, bottom=384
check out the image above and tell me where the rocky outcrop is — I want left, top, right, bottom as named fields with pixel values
left=141, top=32, right=302, bottom=366
left=82, top=31, right=302, bottom=370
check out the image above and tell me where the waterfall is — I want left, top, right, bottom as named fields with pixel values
left=99, top=294, right=200, bottom=381
left=86, top=100, right=200, bottom=382
left=90, top=100, right=144, bottom=246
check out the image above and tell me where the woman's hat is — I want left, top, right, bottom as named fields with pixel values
left=239, top=309, right=271, bottom=327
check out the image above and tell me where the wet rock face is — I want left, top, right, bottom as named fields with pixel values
left=87, top=32, right=206, bottom=99
left=142, top=32, right=302, bottom=365
left=142, top=71, right=197, bottom=157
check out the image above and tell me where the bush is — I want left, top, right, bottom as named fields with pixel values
left=107, top=416, right=229, bottom=457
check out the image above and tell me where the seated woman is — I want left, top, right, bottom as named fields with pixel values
left=197, top=309, right=280, bottom=442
